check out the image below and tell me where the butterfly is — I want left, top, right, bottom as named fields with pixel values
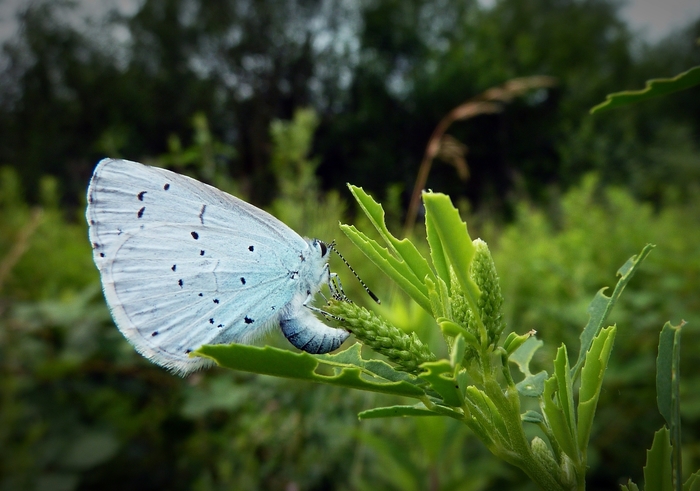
left=86, top=158, right=350, bottom=375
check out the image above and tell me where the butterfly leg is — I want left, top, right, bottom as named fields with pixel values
left=329, top=273, right=351, bottom=302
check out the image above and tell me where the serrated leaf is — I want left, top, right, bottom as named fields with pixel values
left=422, top=193, right=480, bottom=304
left=591, top=66, right=700, bottom=113
left=577, top=326, right=616, bottom=455
left=422, top=191, right=485, bottom=347
left=358, top=404, right=440, bottom=419
left=657, top=321, right=684, bottom=490
left=509, top=336, right=542, bottom=375
left=516, top=371, right=548, bottom=397
left=542, top=346, right=579, bottom=462
left=348, top=184, right=436, bottom=285
left=317, top=343, right=422, bottom=385
left=684, top=470, right=700, bottom=491
left=196, top=343, right=425, bottom=398
left=657, top=322, right=682, bottom=429
left=644, top=427, right=673, bottom=491
left=571, top=244, right=654, bottom=380
left=418, top=359, right=464, bottom=407
left=509, top=336, right=548, bottom=397
left=425, top=208, right=450, bottom=289
left=340, top=223, right=431, bottom=313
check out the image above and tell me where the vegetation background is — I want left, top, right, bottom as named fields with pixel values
left=0, top=0, right=699, bottom=490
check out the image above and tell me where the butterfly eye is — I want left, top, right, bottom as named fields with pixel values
left=318, top=240, right=328, bottom=257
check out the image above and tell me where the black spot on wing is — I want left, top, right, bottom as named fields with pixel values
left=191, top=231, right=199, bottom=240
left=138, top=191, right=147, bottom=201
left=99, top=253, right=105, bottom=257
left=248, top=245, right=254, bottom=252
left=244, top=316, right=254, bottom=324
left=178, top=279, right=183, bottom=287
left=152, top=331, right=158, bottom=336
left=213, top=299, right=219, bottom=304
left=199, top=204, right=206, bottom=224
left=137, top=206, right=145, bottom=218
left=240, top=277, right=246, bottom=285
left=171, top=264, right=176, bottom=271
left=185, top=348, right=191, bottom=354
left=198, top=293, right=203, bottom=297
left=164, top=183, right=170, bottom=190
left=200, top=250, right=205, bottom=256
left=209, top=318, right=214, bottom=324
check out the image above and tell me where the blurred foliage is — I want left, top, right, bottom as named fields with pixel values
left=0, top=104, right=699, bottom=489
left=486, top=175, right=700, bottom=487
left=0, top=0, right=699, bottom=489
left=0, top=0, right=698, bottom=210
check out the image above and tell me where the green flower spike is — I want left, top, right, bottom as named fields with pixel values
left=469, top=239, right=505, bottom=345
left=326, top=300, right=436, bottom=374
left=450, top=238, right=505, bottom=353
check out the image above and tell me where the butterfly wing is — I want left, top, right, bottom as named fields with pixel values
left=87, top=158, right=310, bottom=374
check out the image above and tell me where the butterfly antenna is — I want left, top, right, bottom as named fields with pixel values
left=328, top=241, right=380, bottom=304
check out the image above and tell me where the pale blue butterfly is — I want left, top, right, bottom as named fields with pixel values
left=87, top=158, right=349, bottom=375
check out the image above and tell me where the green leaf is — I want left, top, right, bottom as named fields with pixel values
left=571, top=244, right=654, bottom=380
left=340, top=223, right=432, bottom=313
left=644, top=427, right=673, bottom=491
left=577, top=326, right=616, bottom=455
left=347, top=184, right=436, bottom=285
left=316, top=343, right=423, bottom=385
left=517, top=372, right=548, bottom=398
left=358, top=404, right=441, bottom=419
left=504, top=330, right=534, bottom=356
left=509, top=336, right=548, bottom=397
left=425, top=208, right=450, bottom=289
left=590, top=66, right=700, bottom=113
left=438, top=318, right=479, bottom=347
left=426, top=277, right=448, bottom=319
left=684, top=470, right=700, bottom=491
left=196, top=343, right=425, bottom=398
left=657, top=321, right=682, bottom=429
left=521, top=410, right=544, bottom=424
left=450, top=334, right=467, bottom=369
left=418, top=359, right=464, bottom=407
left=464, top=386, right=510, bottom=445
left=422, top=192, right=481, bottom=328
left=542, top=345, right=579, bottom=462
left=657, top=321, right=684, bottom=491
left=621, top=480, right=641, bottom=491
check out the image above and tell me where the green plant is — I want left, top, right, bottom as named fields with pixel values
left=198, top=185, right=692, bottom=490
left=591, top=66, right=700, bottom=114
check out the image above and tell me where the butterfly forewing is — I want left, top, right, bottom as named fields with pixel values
left=87, top=159, right=312, bottom=374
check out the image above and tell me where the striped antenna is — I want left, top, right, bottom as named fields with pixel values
left=328, top=241, right=380, bottom=304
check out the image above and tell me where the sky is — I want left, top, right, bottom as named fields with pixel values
left=0, top=0, right=699, bottom=47
left=621, top=0, right=700, bottom=41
